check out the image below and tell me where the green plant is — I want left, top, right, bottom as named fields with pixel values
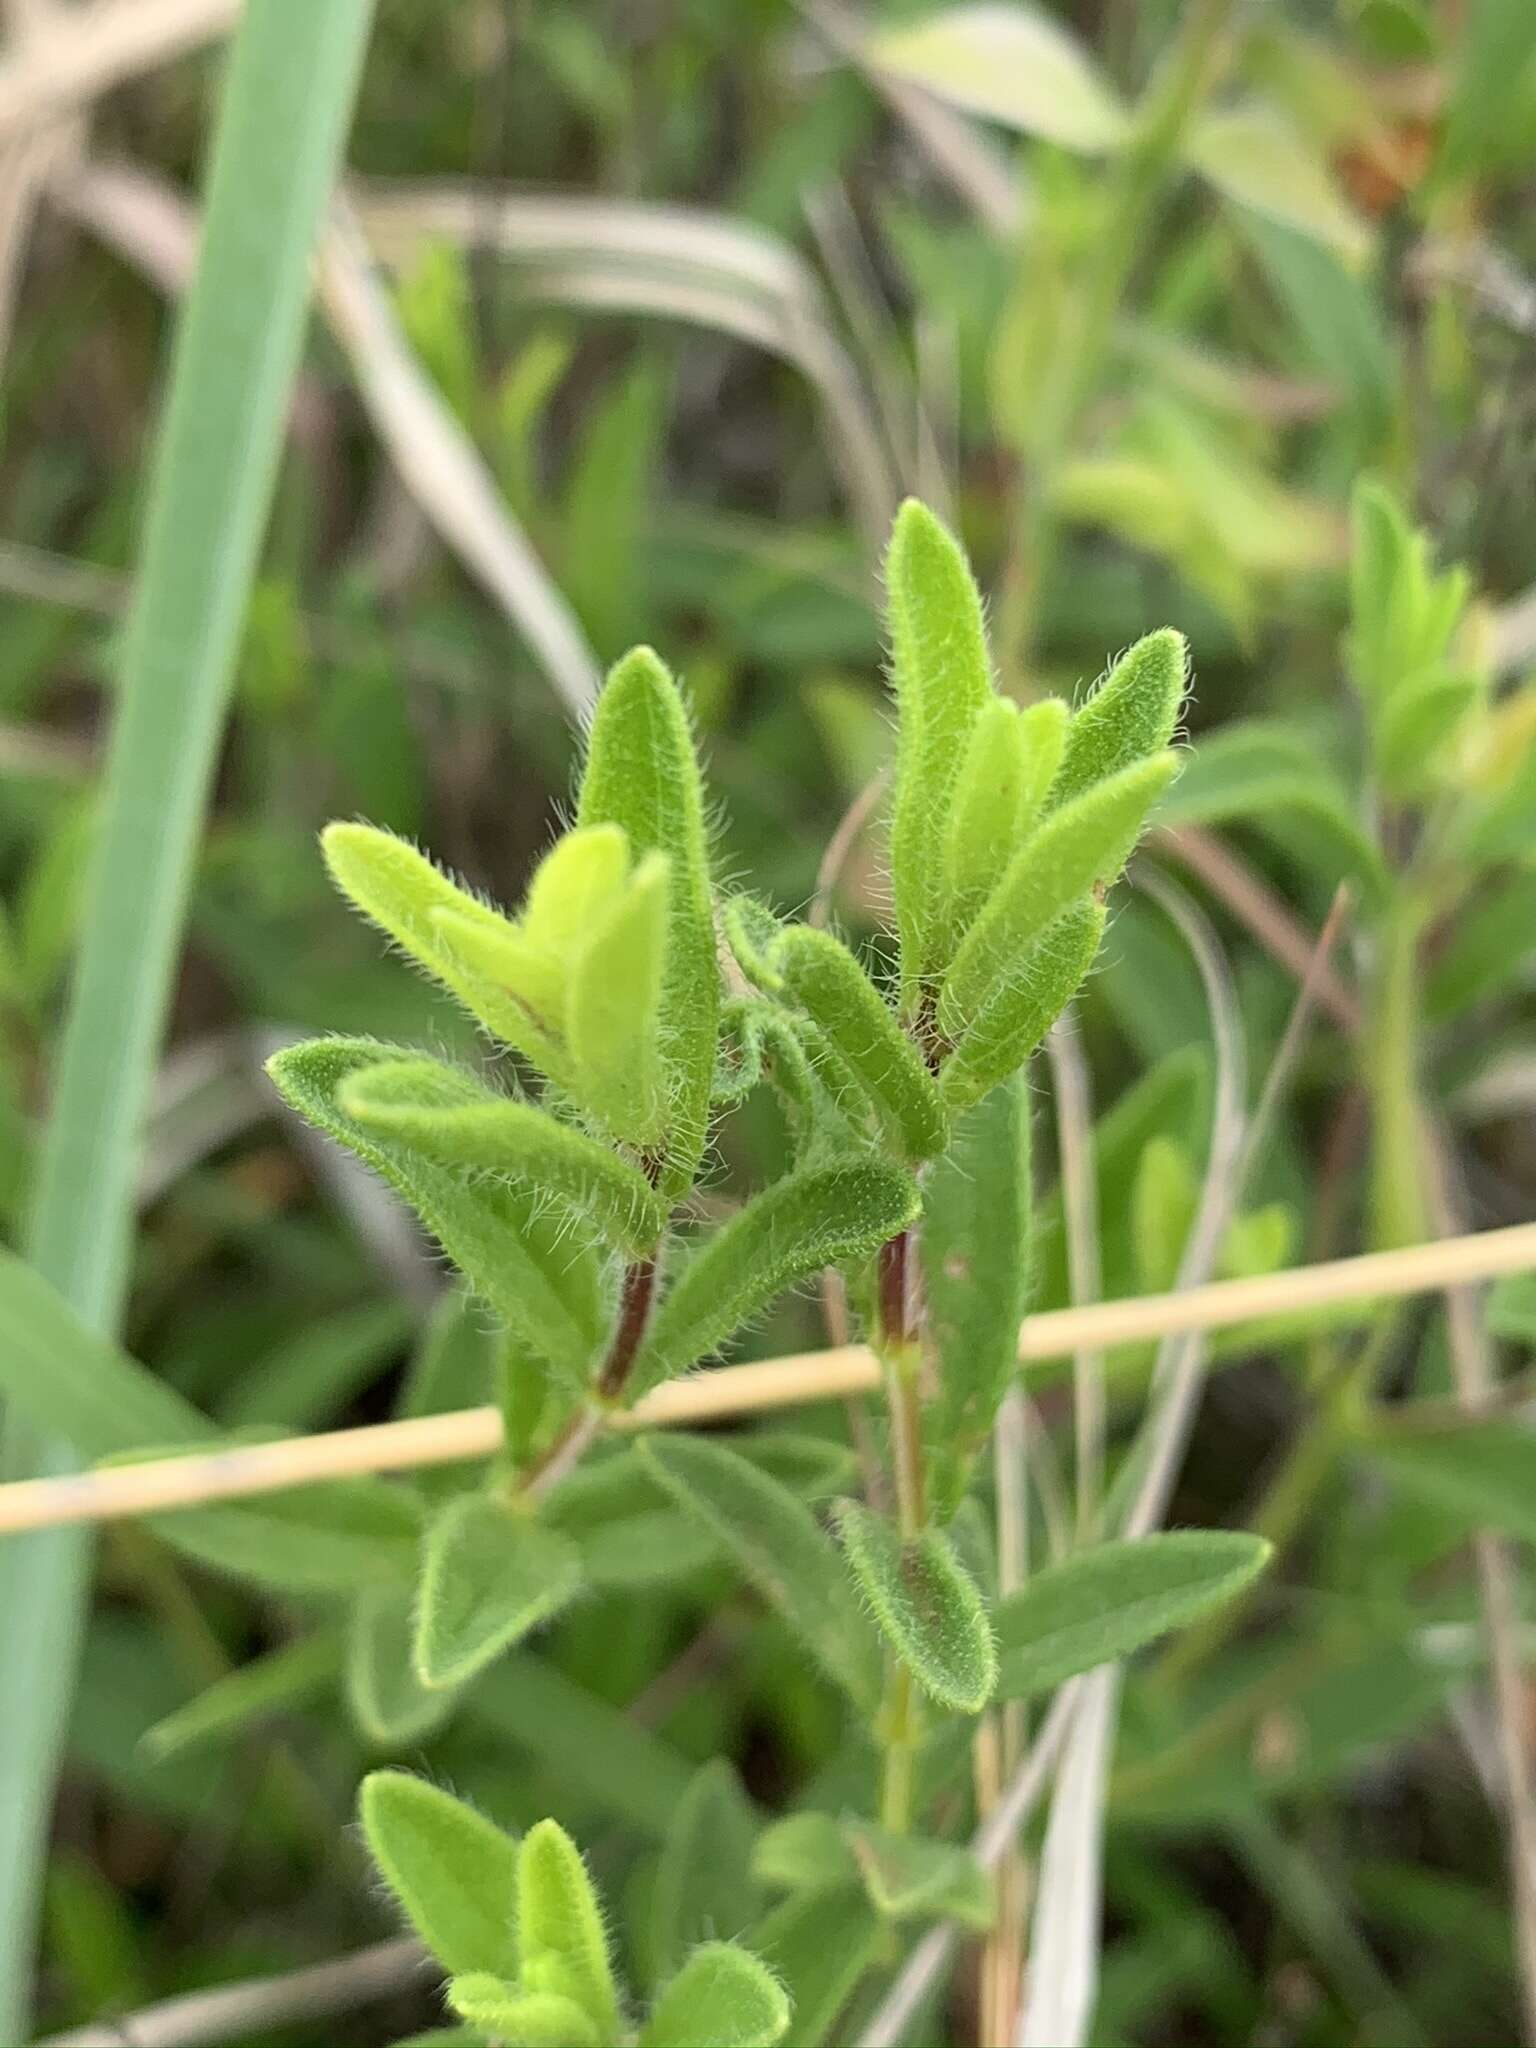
left=253, top=500, right=1269, bottom=2042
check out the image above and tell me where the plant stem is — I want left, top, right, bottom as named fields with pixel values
left=1367, top=897, right=1429, bottom=1251
left=876, top=1226, right=928, bottom=1831
left=596, top=1254, right=660, bottom=1401
left=880, top=1661, right=918, bottom=1834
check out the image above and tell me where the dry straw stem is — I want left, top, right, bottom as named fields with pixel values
left=0, top=0, right=237, bottom=139
left=38, top=1935, right=425, bottom=2048
left=2, top=1221, right=1535, bottom=1537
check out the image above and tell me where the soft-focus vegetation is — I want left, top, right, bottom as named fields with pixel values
left=2, top=2, right=1536, bottom=2044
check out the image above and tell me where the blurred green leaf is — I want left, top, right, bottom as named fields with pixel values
left=415, top=1494, right=583, bottom=1689
left=639, top=1434, right=883, bottom=1709
left=870, top=5, right=1129, bottom=152
left=994, top=1532, right=1272, bottom=1699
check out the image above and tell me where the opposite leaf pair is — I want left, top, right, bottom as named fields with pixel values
left=361, top=1772, right=789, bottom=2048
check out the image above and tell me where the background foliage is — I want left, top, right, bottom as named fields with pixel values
left=2, top=1, right=1536, bottom=2043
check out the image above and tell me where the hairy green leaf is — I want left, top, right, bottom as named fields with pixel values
left=885, top=499, right=995, bottom=1001
left=268, top=1038, right=602, bottom=1383
left=415, top=1494, right=583, bottom=1689
left=632, top=1158, right=919, bottom=1392
left=516, top=1818, right=619, bottom=2039
left=449, top=1978, right=597, bottom=2048
left=566, top=850, right=671, bottom=1149
left=721, top=894, right=788, bottom=995
left=359, top=1771, right=518, bottom=1979
left=339, top=1055, right=665, bottom=1253
left=651, top=1761, right=760, bottom=1985
left=576, top=646, right=719, bottom=1197
left=347, top=1587, right=456, bottom=1746
left=774, top=927, right=947, bottom=1162
left=1051, top=629, right=1187, bottom=808
left=641, top=1942, right=790, bottom=2048
left=638, top=1435, right=883, bottom=1709
left=833, top=1500, right=996, bottom=1713
left=942, top=697, right=1067, bottom=946
left=938, top=900, right=1106, bottom=1111
left=321, top=824, right=565, bottom=1074
left=993, top=1531, right=1272, bottom=1700
left=939, top=754, right=1176, bottom=1038
left=923, top=1075, right=1032, bottom=1515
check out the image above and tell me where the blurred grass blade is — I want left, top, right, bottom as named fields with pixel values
left=0, top=3, right=377, bottom=2028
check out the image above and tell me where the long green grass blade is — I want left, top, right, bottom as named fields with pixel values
left=0, top=5, right=376, bottom=2027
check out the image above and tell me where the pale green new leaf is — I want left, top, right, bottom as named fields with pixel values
left=870, top=4, right=1129, bottom=153
left=775, top=927, right=947, bottom=1162
left=923, top=1075, right=1032, bottom=1515
left=576, top=647, right=719, bottom=1197
left=322, top=824, right=564, bottom=1074
left=359, top=1770, right=519, bottom=1978
left=833, top=1500, right=997, bottom=1714
left=516, top=1819, right=619, bottom=2040
left=942, top=697, right=1066, bottom=944
left=415, top=1494, right=583, bottom=1689
left=885, top=499, right=995, bottom=1000
left=939, top=754, right=1176, bottom=1038
left=939, top=900, right=1106, bottom=1112
left=641, top=1943, right=790, bottom=2048
left=638, top=1435, right=883, bottom=1710
left=347, top=1587, right=457, bottom=1746
left=268, top=1038, right=602, bottom=1383
left=993, top=1531, right=1272, bottom=1700
left=566, top=851, right=671, bottom=1149
left=631, top=1159, right=919, bottom=1392
left=449, top=1980, right=597, bottom=2048
left=339, top=1055, right=665, bottom=1252
left=1051, top=629, right=1187, bottom=809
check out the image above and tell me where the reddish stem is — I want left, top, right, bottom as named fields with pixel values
left=596, top=1255, right=659, bottom=1402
